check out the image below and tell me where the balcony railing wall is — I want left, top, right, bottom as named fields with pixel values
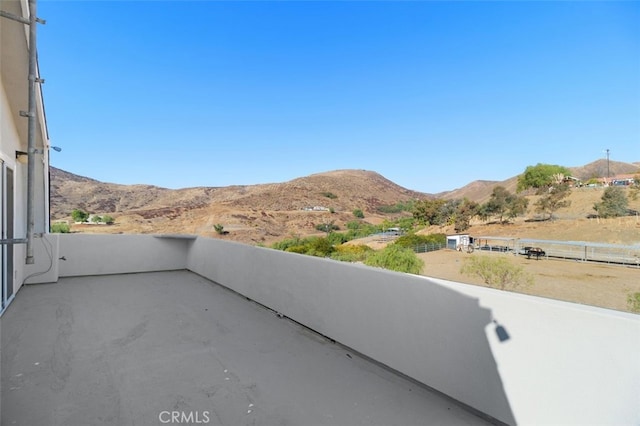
left=45, top=234, right=640, bottom=425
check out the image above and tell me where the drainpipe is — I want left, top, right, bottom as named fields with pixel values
left=25, top=0, right=38, bottom=264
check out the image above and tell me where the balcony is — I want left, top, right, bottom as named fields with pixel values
left=2, top=234, right=640, bottom=425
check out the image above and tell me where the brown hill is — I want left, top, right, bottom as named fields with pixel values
left=437, top=160, right=639, bottom=203
left=50, top=161, right=639, bottom=245
left=50, top=167, right=428, bottom=244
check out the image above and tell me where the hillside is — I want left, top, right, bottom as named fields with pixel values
left=50, top=167, right=428, bottom=245
left=50, top=160, right=639, bottom=245
left=438, top=160, right=639, bottom=202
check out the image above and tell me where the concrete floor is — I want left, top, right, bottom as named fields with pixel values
left=1, top=270, right=490, bottom=426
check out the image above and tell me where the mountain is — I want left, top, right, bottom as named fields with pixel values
left=569, top=159, right=639, bottom=181
left=50, top=160, right=639, bottom=245
left=437, top=160, right=639, bottom=203
left=50, top=167, right=429, bottom=244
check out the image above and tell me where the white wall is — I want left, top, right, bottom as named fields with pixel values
left=187, top=237, right=640, bottom=425
left=24, top=234, right=640, bottom=424
left=22, top=233, right=59, bottom=285
left=58, top=234, right=191, bottom=277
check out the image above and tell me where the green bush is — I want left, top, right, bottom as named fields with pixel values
left=214, top=224, right=225, bottom=234
left=364, top=245, right=424, bottom=274
left=460, top=256, right=533, bottom=291
left=352, top=209, right=365, bottom=219
left=91, top=215, right=102, bottom=223
left=393, top=233, right=446, bottom=249
left=71, top=209, right=89, bottom=223
left=50, top=222, right=70, bottom=233
left=376, top=200, right=415, bottom=214
left=321, top=192, right=338, bottom=199
left=327, top=232, right=349, bottom=245
left=282, top=237, right=334, bottom=257
left=315, top=223, right=340, bottom=232
left=593, top=187, right=629, bottom=218
left=344, top=221, right=381, bottom=240
left=331, top=244, right=373, bottom=262
left=272, top=236, right=303, bottom=251
left=102, top=215, right=115, bottom=225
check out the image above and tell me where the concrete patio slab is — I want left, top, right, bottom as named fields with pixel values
left=2, top=270, right=490, bottom=426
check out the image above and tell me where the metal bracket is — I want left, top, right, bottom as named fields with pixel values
left=0, top=238, right=28, bottom=245
left=0, top=10, right=45, bottom=25
left=35, top=77, right=45, bottom=84
left=19, top=110, right=34, bottom=118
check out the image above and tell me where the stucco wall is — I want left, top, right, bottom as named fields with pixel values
left=57, top=234, right=191, bottom=277
left=187, top=237, right=640, bottom=425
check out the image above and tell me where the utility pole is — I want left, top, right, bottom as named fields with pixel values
left=606, top=148, right=610, bottom=184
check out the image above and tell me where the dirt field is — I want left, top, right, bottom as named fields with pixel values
left=417, top=249, right=640, bottom=313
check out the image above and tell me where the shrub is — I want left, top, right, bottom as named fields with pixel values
left=364, top=245, right=424, bottom=274
left=321, top=192, right=338, bottom=199
left=460, top=256, right=533, bottom=291
left=315, top=223, right=340, bottom=233
left=593, top=187, right=629, bottom=218
left=377, top=200, right=415, bottom=214
left=71, top=209, right=89, bottom=223
left=628, top=292, right=640, bottom=313
left=272, top=236, right=304, bottom=251
left=393, top=233, right=446, bottom=249
left=327, top=232, right=349, bottom=245
left=102, top=215, right=115, bottom=225
left=50, top=222, right=70, bottom=233
left=344, top=221, right=381, bottom=240
left=214, top=224, right=225, bottom=234
left=91, top=215, right=102, bottom=223
left=352, top=209, right=365, bottom=219
left=331, top=244, right=372, bottom=262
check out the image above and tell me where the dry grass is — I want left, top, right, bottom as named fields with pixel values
left=417, top=249, right=640, bottom=313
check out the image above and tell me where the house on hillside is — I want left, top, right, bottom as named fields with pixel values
left=1, top=0, right=52, bottom=314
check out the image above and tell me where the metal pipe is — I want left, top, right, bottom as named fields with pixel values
left=0, top=239, right=28, bottom=245
left=0, top=9, right=30, bottom=24
left=25, top=0, right=38, bottom=264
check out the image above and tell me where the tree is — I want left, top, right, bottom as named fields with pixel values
left=507, top=195, right=529, bottom=220
left=460, top=256, right=533, bottom=291
left=453, top=199, right=479, bottom=232
left=483, top=186, right=511, bottom=223
left=352, top=209, right=365, bottom=219
left=364, top=245, right=424, bottom=274
left=412, top=199, right=447, bottom=226
left=517, top=163, right=571, bottom=193
left=534, top=183, right=571, bottom=220
left=593, top=187, right=629, bottom=218
left=71, top=209, right=89, bottom=223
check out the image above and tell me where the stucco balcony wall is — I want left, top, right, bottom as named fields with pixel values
left=53, top=234, right=640, bottom=425
left=57, top=234, right=192, bottom=277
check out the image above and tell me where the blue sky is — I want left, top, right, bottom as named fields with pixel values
left=38, top=1, right=639, bottom=193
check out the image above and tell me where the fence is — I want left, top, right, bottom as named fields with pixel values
left=411, top=242, right=446, bottom=254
